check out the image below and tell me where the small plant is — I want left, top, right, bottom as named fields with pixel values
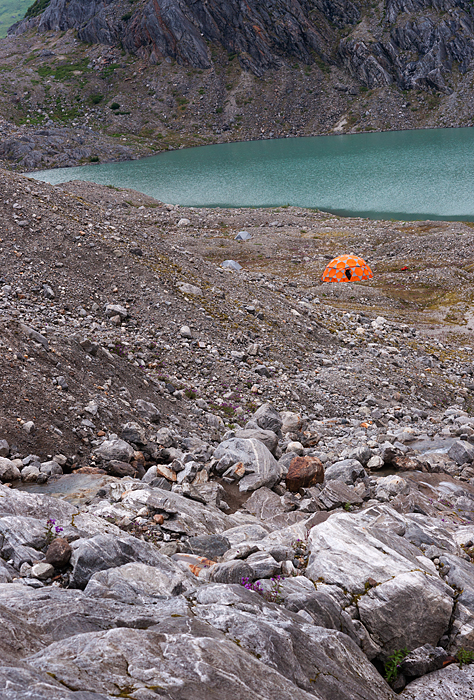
left=89, top=156, right=100, bottom=162
left=90, top=94, right=104, bottom=105
left=110, top=102, right=120, bottom=110
left=121, top=11, right=133, bottom=20
left=240, top=576, right=285, bottom=604
left=384, top=647, right=408, bottom=684
left=267, top=575, right=284, bottom=604
left=241, top=577, right=264, bottom=595
left=456, top=648, right=474, bottom=668
left=184, top=388, right=197, bottom=399
left=343, top=502, right=351, bottom=511
left=45, top=518, right=63, bottom=544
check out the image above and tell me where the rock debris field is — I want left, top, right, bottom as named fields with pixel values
left=3, top=168, right=474, bottom=697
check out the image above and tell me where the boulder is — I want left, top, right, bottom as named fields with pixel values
left=324, top=458, right=366, bottom=485
left=286, top=455, right=324, bottom=492
left=0, top=457, right=21, bottom=482
left=0, top=666, right=111, bottom=699
left=135, top=398, right=161, bottom=423
left=448, top=440, right=474, bottom=465
left=213, top=437, right=281, bottom=492
left=318, top=480, right=363, bottom=510
left=251, top=403, right=283, bottom=434
left=244, top=487, right=285, bottom=520
left=209, top=560, right=254, bottom=584
left=45, top=538, right=72, bottom=568
left=84, top=561, right=194, bottom=603
left=399, top=644, right=451, bottom=681
left=93, top=437, right=134, bottom=463
left=185, top=534, right=231, bottom=559
left=120, top=422, right=146, bottom=445
left=40, top=460, right=63, bottom=477
left=306, top=509, right=438, bottom=594
left=234, top=428, right=279, bottom=456
left=280, top=411, right=303, bottom=434
left=375, top=475, right=410, bottom=501
left=400, top=664, right=474, bottom=699
left=105, top=304, right=127, bottom=319
left=69, top=532, right=173, bottom=589
left=104, top=460, right=136, bottom=477
left=358, top=571, right=453, bottom=658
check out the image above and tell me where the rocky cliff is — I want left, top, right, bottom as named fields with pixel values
left=10, top=0, right=474, bottom=92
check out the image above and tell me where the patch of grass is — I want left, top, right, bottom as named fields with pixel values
left=90, top=94, right=104, bottom=105
left=384, top=648, right=409, bottom=684
left=456, top=648, right=474, bottom=668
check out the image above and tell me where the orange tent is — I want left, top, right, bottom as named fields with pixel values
left=321, top=254, right=373, bottom=283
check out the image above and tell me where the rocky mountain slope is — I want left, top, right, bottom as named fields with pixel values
left=2, top=168, right=474, bottom=697
left=0, top=0, right=473, bottom=171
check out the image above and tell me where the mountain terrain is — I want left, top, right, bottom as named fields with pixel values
left=1, top=169, right=474, bottom=698
left=0, top=0, right=472, bottom=169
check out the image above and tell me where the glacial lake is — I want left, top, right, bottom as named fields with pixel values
left=28, top=127, right=474, bottom=221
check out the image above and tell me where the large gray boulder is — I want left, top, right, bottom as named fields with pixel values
left=120, top=487, right=237, bottom=537
left=93, top=437, right=134, bottom=463
left=358, top=571, right=453, bottom=658
left=250, top=403, right=283, bottom=434
left=324, top=459, right=366, bottom=485
left=306, top=510, right=433, bottom=593
left=448, top=439, right=474, bottom=465
left=69, top=533, right=173, bottom=589
left=213, top=438, right=281, bottom=492
left=84, top=561, right=195, bottom=603
left=400, top=663, right=474, bottom=699
left=234, top=428, right=279, bottom=456
left=26, top=623, right=324, bottom=700
left=437, top=553, right=474, bottom=651
left=0, top=666, right=110, bottom=700
left=0, top=457, right=21, bottom=482
left=0, top=515, right=48, bottom=569
left=306, top=509, right=454, bottom=658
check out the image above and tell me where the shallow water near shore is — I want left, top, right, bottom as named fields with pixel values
left=28, top=127, right=474, bottom=220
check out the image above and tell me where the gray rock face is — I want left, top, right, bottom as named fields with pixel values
left=306, top=508, right=454, bottom=657
left=324, top=458, right=366, bottom=485
left=234, top=428, right=279, bottom=456
left=70, top=532, right=174, bottom=589
left=251, top=403, right=283, bottom=434
left=0, top=457, right=21, bottom=482
left=84, top=561, right=195, bottom=602
left=93, top=437, right=134, bottom=463
left=25, top=623, right=324, bottom=699
left=0, top=666, right=111, bottom=699
left=213, top=437, right=281, bottom=492
left=358, top=571, right=453, bottom=658
left=135, top=398, right=161, bottom=423
left=400, top=663, right=474, bottom=699
left=448, top=439, right=474, bottom=465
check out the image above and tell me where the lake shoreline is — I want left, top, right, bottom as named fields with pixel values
left=27, top=126, right=474, bottom=222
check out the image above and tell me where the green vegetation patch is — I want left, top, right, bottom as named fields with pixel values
left=37, top=58, right=90, bottom=81
left=0, top=0, right=31, bottom=36
left=24, top=0, right=50, bottom=19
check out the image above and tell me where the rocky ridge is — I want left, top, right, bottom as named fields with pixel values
left=0, top=0, right=474, bottom=172
left=2, top=168, right=474, bottom=696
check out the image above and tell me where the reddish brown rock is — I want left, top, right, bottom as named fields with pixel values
left=286, top=456, right=324, bottom=492
left=45, top=537, right=72, bottom=568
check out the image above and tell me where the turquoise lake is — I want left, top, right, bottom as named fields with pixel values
left=28, top=127, right=474, bottom=220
